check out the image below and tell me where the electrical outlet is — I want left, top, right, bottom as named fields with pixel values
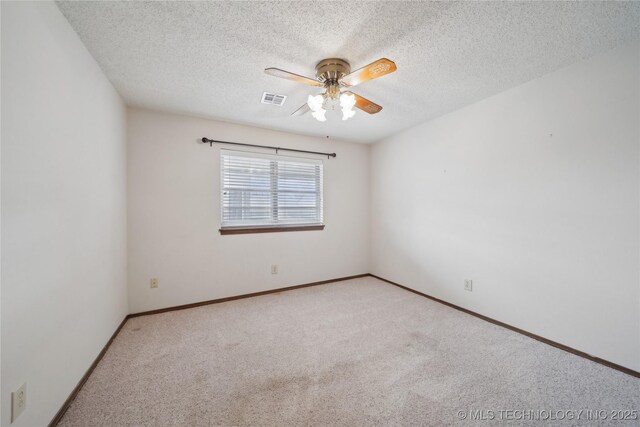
left=11, top=383, right=26, bottom=422
left=271, top=265, right=278, bottom=275
left=150, top=278, right=159, bottom=288
left=464, top=279, right=473, bottom=292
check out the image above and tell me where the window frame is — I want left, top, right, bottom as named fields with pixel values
left=219, top=149, right=325, bottom=235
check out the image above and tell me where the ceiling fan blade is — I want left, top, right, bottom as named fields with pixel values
left=340, top=58, right=397, bottom=87
left=291, top=102, right=311, bottom=116
left=264, top=68, right=322, bottom=86
left=345, top=91, right=383, bottom=114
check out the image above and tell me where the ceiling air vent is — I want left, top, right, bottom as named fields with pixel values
left=261, top=92, right=287, bottom=106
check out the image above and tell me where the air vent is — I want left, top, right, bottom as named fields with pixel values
left=261, top=92, right=287, bottom=106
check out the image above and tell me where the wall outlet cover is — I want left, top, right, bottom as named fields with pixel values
left=150, top=278, right=159, bottom=288
left=11, top=383, right=26, bottom=422
left=464, top=279, right=473, bottom=292
left=271, top=265, right=278, bottom=275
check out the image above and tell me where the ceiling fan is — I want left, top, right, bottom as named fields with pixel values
left=264, top=58, right=397, bottom=122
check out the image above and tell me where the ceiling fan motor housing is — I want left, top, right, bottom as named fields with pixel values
left=316, top=58, right=351, bottom=98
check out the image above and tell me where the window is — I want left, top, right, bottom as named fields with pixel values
left=220, top=150, right=324, bottom=233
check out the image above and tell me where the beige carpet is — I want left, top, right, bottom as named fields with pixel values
left=59, top=277, right=639, bottom=426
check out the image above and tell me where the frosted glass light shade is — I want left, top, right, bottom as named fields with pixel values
left=340, top=93, right=356, bottom=121
left=307, top=94, right=325, bottom=112
left=339, top=93, right=356, bottom=109
left=311, top=109, right=327, bottom=122
left=342, top=109, right=356, bottom=121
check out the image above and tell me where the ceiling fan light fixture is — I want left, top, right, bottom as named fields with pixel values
left=266, top=58, right=394, bottom=121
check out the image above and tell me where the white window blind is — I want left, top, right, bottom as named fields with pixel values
left=221, top=150, right=324, bottom=229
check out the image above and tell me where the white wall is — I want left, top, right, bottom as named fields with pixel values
left=1, top=2, right=128, bottom=425
left=127, top=108, right=370, bottom=313
left=371, top=44, right=640, bottom=372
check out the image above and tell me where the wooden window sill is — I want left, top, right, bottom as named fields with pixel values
left=219, top=225, right=325, bottom=235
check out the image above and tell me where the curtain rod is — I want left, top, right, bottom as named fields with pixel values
left=201, top=137, right=337, bottom=159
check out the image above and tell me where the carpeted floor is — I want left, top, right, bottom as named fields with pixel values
left=59, top=277, right=639, bottom=426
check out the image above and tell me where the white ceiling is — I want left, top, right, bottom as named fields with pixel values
left=56, top=1, right=640, bottom=144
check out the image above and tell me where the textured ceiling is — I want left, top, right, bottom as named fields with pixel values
left=56, top=1, right=640, bottom=144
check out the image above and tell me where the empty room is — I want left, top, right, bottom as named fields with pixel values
left=2, top=1, right=640, bottom=426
